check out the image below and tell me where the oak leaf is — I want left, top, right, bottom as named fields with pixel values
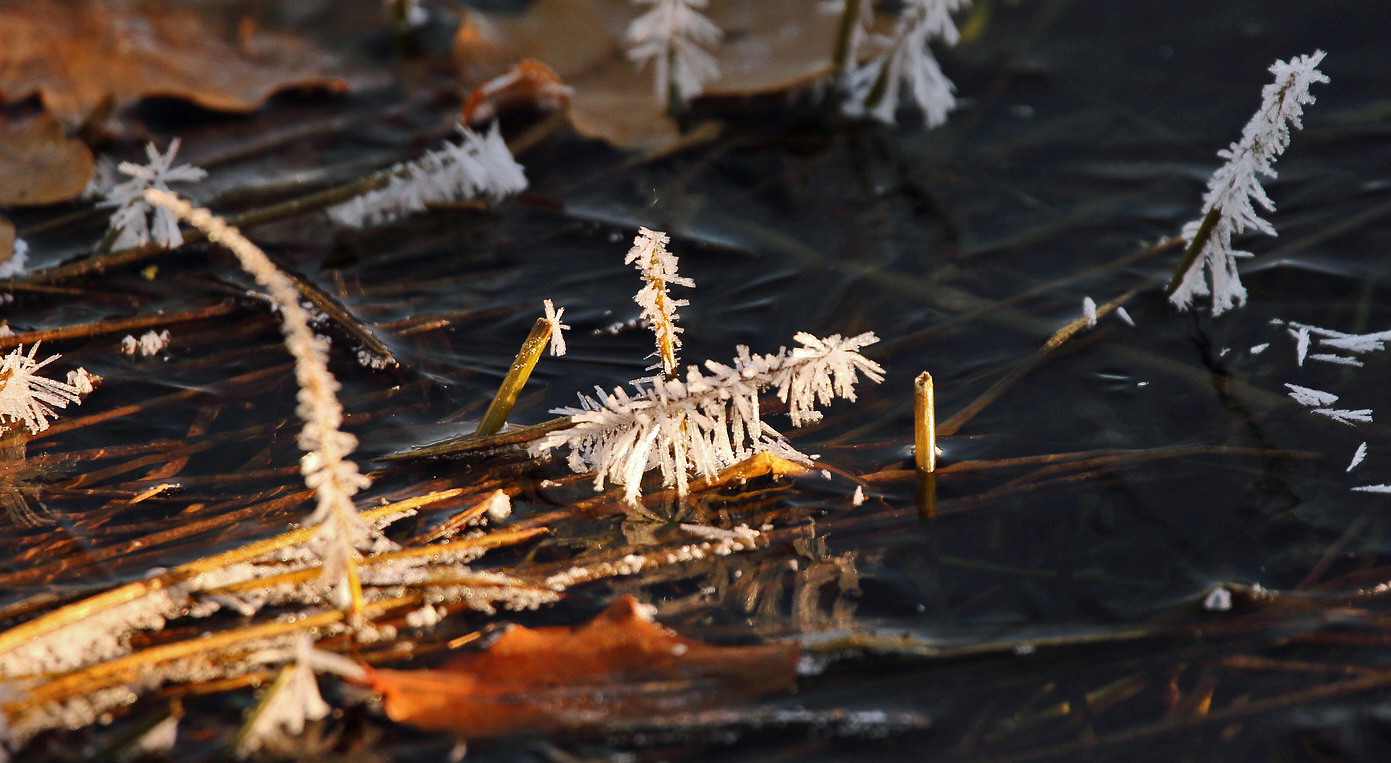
left=0, top=113, right=94, bottom=206
left=0, top=0, right=347, bottom=126
left=366, top=595, right=799, bottom=737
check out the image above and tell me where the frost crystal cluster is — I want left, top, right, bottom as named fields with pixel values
left=626, top=226, right=693, bottom=376
left=1170, top=51, right=1329, bottom=315
left=626, top=0, right=722, bottom=105
left=533, top=332, right=884, bottom=505
left=842, top=0, right=969, bottom=126
left=101, top=139, right=208, bottom=250
left=0, top=344, right=90, bottom=435
left=328, top=124, right=527, bottom=228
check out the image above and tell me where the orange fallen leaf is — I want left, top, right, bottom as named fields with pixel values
left=366, top=595, right=799, bottom=737
left=461, top=59, right=573, bottom=126
left=0, top=0, right=347, bottom=126
left=455, top=0, right=840, bottom=149
left=0, top=113, right=94, bottom=206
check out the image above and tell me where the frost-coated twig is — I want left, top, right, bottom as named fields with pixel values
left=142, top=190, right=374, bottom=616
left=626, top=0, right=723, bottom=107
left=1168, top=51, right=1329, bottom=314
left=626, top=227, right=693, bottom=378
left=842, top=0, right=969, bottom=126
left=326, top=123, right=526, bottom=228
left=533, top=332, right=883, bottom=505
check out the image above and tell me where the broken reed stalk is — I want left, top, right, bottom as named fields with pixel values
left=141, top=189, right=371, bottom=617
left=914, top=371, right=937, bottom=518
left=914, top=371, right=936, bottom=474
left=475, top=317, right=553, bottom=438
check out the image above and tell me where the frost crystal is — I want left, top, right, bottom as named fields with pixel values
left=626, top=227, right=693, bottom=376
left=101, top=140, right=208, bottom=250
left=0, top=237, right=28, bottom=279
left=1284, top=383, right=1337, bottom=408
left=543, top=299, right=569, bottom=357
left=1313, top=408, right=1373, bottom=426
left=533, top=332, right=884, bottom=505
left=0, top=344, right=89, bottom=435
left=1347, top=442, right=1368, bottom=472
left=842, top=0, right=969, bottom=126
left=121, top=329, right=171, bottom=357
left=1169, top=51, right=1328, bottom=315
left=1082, top=297, right=1097, bottom=327
left=626, top=0, right=722, bottom=105
left=238, top=636, right=332, bottom=757
left=328, top=123, right=527, bottom=228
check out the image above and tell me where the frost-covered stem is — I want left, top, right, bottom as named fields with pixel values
left=1164, top=204, right=1222, bottom=297
left=832, top=0, right=872, bottom=77
left=1168, top=51, right=1328, bottom=314
left=142, top=190, right=371, bottom=617
left=647, top=272, right=680, bottom=378
left=626, top=228, right=692, bottom=379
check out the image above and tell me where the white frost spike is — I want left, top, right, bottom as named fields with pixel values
left=627, top=0, right=723, bottom=105
left=101, top=139, right=208, bottom=250
left=543, top=299, right=569, bottom=356
left=843, top=0, right=969, bottom=126
left=1284, top=383, right=1337, bottom=408
left=1320, top=328, right=1391, bottom=354
left=1081, top=297, right=1097, bottom=327
left=533, top=332, right=883, bottom=505
left=626, top=227, right=694, bottom=376
left=1309, top=353, right=1363, bottom=367
left=1352, top=484, right=1391, bottom=494
left=328, top=123, right=526, bottom=228
left=0, top=343, right=88, bottom=434
left=1313, top=408, right=1373, bottom=426
left=1115, top=306, right=1135, bottom=327
left=1347, top=442, right=1368, bottom=472
left=1291, top=325, right=1311, bottom=365
left=1169, top=51, right=1328, bottom=315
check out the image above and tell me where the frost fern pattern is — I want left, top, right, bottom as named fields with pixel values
left=1169, top=51, right=1329, bottom=315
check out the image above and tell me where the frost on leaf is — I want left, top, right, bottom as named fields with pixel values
left=626, top=0, right=723, bottom=105
left=0, top=343, right=89, bottom=435
left=101, top=139, right=207, bottom=250
left=328, top=123, right=526, bottom=228
left=1169, top=51, right=1328, bottom=315
left=533, top=332, right=884, bottom=505
left=842, top=0, right=969, bottom=126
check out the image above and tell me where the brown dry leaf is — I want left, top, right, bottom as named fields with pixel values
left=455, top=0, right=839, bottom=148
left=0, top=217, right=16, bottom=262
left=366, top=595, right=799, bottom=737
left=0, top=113, right=94, bottom=206
left=0, top=0, right=347, bottom=126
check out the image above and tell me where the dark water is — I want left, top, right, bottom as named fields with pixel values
left=6, top=0, right=1391, bottom=760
